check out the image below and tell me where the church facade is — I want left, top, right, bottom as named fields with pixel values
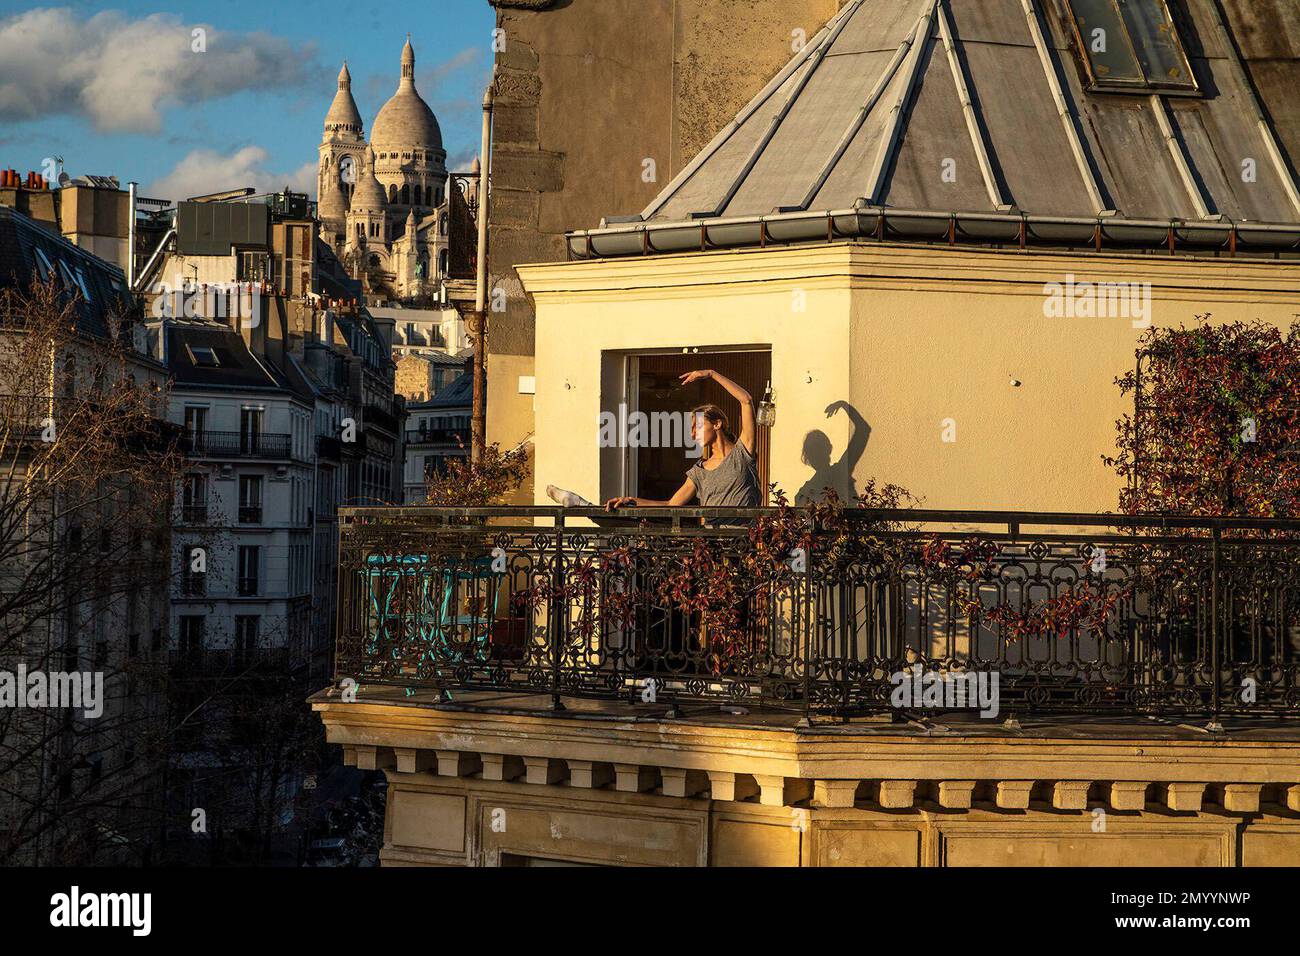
left=317, top=38, right=470, bottom=304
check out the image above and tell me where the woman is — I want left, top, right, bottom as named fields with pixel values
left=604, top=368, right=760, bottom=512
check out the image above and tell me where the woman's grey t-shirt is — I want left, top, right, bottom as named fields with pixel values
left=687, top=441, right=761, bottom=508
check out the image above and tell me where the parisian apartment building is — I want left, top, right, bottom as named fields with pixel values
left=0, top=191, right=174, bottom=864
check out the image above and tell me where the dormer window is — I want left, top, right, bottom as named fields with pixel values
left=1065, top=0, right=1197, bottom=94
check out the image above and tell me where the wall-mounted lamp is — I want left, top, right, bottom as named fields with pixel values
left=757, top=381, right=776, bottom=428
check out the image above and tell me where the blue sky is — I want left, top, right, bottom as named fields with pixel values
left=0, top=1, right=497, bottom=201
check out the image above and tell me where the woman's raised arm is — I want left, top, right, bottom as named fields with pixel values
left=679, top=369, right=755, bottom=453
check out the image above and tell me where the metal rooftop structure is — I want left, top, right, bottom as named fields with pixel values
left=568, top=0, right=1300, bottom=260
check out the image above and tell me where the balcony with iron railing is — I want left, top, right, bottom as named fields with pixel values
left=363, top=403, right=400, bottom=436
left=181, top=504, right=208, bottom=524
left=317, top=434, right=343, bottom=460
left=185, top=430, right=296, bottom=460
left=169, top=646, right=291, bottom=679
left=238, top=506, right=263, bottom=524
left=405, top=427, right=467, bottom=447
left=335, top=506, right=1300, bottom=723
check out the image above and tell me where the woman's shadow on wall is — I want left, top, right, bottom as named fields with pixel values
left=796, top=401, right=871, bottom=506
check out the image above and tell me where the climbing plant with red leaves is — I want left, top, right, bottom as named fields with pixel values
left=1108, top=318, right=1300, bottom=521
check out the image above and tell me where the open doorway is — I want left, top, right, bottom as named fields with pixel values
left=628, top=349, right=772, bottom=503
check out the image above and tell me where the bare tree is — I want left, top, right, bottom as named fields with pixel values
left=0, top=278, right=183, bottom=864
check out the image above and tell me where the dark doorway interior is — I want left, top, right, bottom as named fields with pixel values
left=634, top=350, right=771, bottom=502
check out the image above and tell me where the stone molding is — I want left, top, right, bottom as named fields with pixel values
left=322, top=702, right=1300, bottom=816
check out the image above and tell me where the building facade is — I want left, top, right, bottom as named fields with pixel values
left=317, top=0, right=1300, bottom=867
left=0, top=201, right=173, bottom=864
left=401, top=369, right=472, bottom=503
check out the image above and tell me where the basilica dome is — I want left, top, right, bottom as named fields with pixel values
left=370, top=37, right=443, bottom=154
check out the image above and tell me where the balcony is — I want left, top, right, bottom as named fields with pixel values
left=363, top=403, right=400, bottom=436
left=237, top=577, right=259, bottom=597
left=181, top=505, right=208, bottom=524
left=238, top=506, right=263, bottom=524
left=185, top=430, right=292, bottom=460
left=317, top=435, right=343, bottom=461
left=405, top=428, right=467, bottom=447
left=335, top=506, right=1300, bottom=722
left=169, top=647, right=290, bottom=679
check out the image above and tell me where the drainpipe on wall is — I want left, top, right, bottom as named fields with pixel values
left=126, top=181, right=137, bottom=287
left=471, top=79, right=494, bottom=463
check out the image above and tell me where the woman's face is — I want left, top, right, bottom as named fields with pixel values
left=692, top=412, right=719, bottom=448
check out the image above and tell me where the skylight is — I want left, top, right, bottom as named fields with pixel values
left=188, top=345, right=221, bottom=368
left=1064, top=0, right=1198, bottom=94
left=32, top=247, right=54, bottom=284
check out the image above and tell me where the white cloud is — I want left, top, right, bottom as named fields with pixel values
left=425, top=47, right=482, bottom=88
left=0, top=8, right=318, bottom=133
left=145, top=146, right=316, bottom=203
left=445, top=148, right=478, bottom=173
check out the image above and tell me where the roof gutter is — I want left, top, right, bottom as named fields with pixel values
left=567, top=206, right=1300, bottom=261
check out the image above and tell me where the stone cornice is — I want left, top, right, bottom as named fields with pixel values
left=314, top=699, right=1300, bottom=786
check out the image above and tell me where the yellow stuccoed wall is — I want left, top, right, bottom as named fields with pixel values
left=519, top=242, right=1300, bottom=512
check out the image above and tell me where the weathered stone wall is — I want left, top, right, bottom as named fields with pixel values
left=484, top=0, right=840, bottom=496
left=395, top=354, right=435, bottom=402
left=487, top=0, right=840, bottom=357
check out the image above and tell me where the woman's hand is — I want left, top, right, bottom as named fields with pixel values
left=678, top=370, right=714, bottom=387
left=604, top=496, right=637, bottom=512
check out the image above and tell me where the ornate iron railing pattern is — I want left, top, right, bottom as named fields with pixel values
left=185, top=430, right=293, bottom=460
left=334, top=507, right=1300, bottom=721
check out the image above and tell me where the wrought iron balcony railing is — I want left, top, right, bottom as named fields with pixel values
left=406, top=428, right=466, bottom=446
left=185, top=430, right=293, bottom=460
left=317, top=435, right=343, bottom=460
left=169, top=647, right=290, bottom=678
left=363, top=403, right=400, bottom=436
left=238, top=506, right=263, bottom=524
left=334, top=506, right=1300, bottom=722
left=181, top=505, right=208, bottom=524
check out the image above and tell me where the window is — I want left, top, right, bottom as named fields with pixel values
left=188, top=345, right=220, bottom=367
left=184, top=406, right=207, bottom=439
left=181, top=543, right=206, bottom=596
left=240, top=408, right=263, bottom=454
left=238, top=475, right=263, bottom=523
left=179, top=615, right=204, bottom=655
left=237, top=546, right=260, bottom=596
left=1065, top=0, right=1197, bottom=93
left=237, top=250, right=273, bottom=283
left=73, top=267, right=92, bottom=302
left=33, top=246, right=54, bottom=284
left=182, top=473, right=207, bottom=522
left=235, top=615, right=259, bottom=656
